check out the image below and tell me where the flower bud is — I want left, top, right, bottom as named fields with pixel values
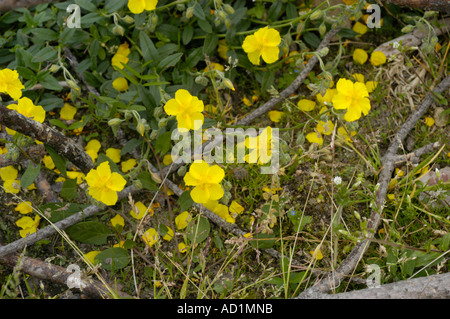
left=310, top=10, right=322, bottom=21
left=401, top=25, right=414, bottom=33
left=222, top=78, right=235, bottom=91
left=122, top=15, right=134, bottom=24
left=186, top=6, right=194, bottom=19
left=153, top=106, right=163, bottom=118
left=136, top=119, right=146, bottom=136
left=318, top=23, right=327, bottom=37
left=67, top=80, right=79, bottom=90
left=112, top=25, right=125, bottom=36
left=158, top=117, right=168, bottom=128
left=195, top=75, right=209, bottom=86
left=49, top=64, right=60, bottom=73
left=223, top=4, right=234, bottom=14
left=177, top=165, right=186, bottom=177
left=176, top=3, right=185, bottom=11
left=108, top=118, right=122, bottom=127
left=318, top=47, right=329, bottom=57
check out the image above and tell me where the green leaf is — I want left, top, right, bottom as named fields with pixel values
left=338, top=28, right=360, bottom=38
left=182, top=25, right=194, bottom=45
left=137, top=171, right=159, bottom=191
left=37, top=71, right=63, bottom=91
left=60, top=178, right=78, bottom=201
left=44, top=145, right=67, bottom=177
left=197, top=19, right=212, bottom=34
left=120, top=138, right=142, bottom=156
left=203, top=34, right=218, bottom=55
left=139, top=32, right=158, bottom=63
left=31, top=47, right=57, bottom=63
left=192, top=3, right=205, bottom=20
left=186, top=216, right=210, bottom=244
left=40, top=202, right=90, bottom=223
left=104, top=0, right=126, bottom=13
left=250, top=233, right=276, bottom=249
left=177, top=191, right=194, bottom=212
left=74, top=0, right=97, bottom=12
left=154, top=131, right=172, bottom=155
left=66, top=221, right=112, bottom=245
left=94, top=247, right=129, bottom=271
left=20, top=162, right=41, bottom=189
left=157, top=53, right=183, bottom=72
left=30, top=28, right=59, bottom=41
left=303, top=32, right=321, bottom=49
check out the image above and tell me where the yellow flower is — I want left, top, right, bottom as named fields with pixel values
left=112, top=43, right=130, bottom=70
left=353, top=48, right=368, bottom=65
left=332, top=78, right=371, bottom=122
left=217, top=40, right=228, bottom=60
left=112, top=77, right=129, bottom=92
left=353, top=21, right=368, bottom=35
left=142, top=228, right=158, bottom=248
left=310, top=247, right=323, bottom=260
left=337, top=126, right=356, bottom=143
left=245, top=127, right=273, bottom=165
left=6, top=97, right=45, bottom=135
left=16, top=215, right=40, bottom=238
left=110, top=214, right=125, bottom=229
left=164, top=89, right=204, bottom=131
left=316, top=120, right=335, bottom=136
left=0, top=68, right=24, bottom=101
left=242, top=96, right=252, bottom=107
left=268, top=110, right=284, bottom=123
left=121, top=158, right=137, bottom=173
left=204, top=200, right=235, bottom=223
left=85, top=139, right=101, bottom=162
left=42, top=155, right=55, bottom=170
left=128, top=0, right=157, bottom=14
left=15, top=201, right=33, bottom=215
left=0, top=165, right=18, bottom=181
left=242, top=26, right=281, bottom=65
left=162, top=226, right=174, bottom=241
left=130, top=201, right=153, bottom=220
left=175, top=211, right=192, bottom=230
left=106, top=147, right=121, bottom=163
left=162, top=154, right=174, bottom=166
left=316, top=89, right=337, bottom=106
left=60, top=103, right=77, bottom=120
left=67, top=171, right=85, bottom=184
left=4, top=179, right=20, bottom=194
left=113, top=241, right=125, bottom=248
left=306, top=132, right=323, bottom=146
left=342, top=0, right=357, bottom=4
left=85, top=161, right=127, bottom=206
left=229, top=200, right=244, bottom=218
left=424, top=117, right=435, bottom=127
left=365, top=81, right=378, bottom=93
left=370, top=51, right=386, bottom=66
left=204, top=62, right=224, bottom=72
left=84, top=251, right=100, bottom=266
left=352, top=73, right=365, bottom=83
left=297, top=99, right=316, bottom=111
left=178, top=242, right=188, bottom=253
left=184, top=161, right=224, bottom=204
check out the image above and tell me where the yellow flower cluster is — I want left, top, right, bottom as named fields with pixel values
left=128, top=0, right=157, bottom=14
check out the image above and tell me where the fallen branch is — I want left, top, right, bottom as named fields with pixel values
left=374, top=18, right=450, bottom=59
left=0, top=102, right=94, bottom=174
left=0, top=144, right=46, bottom=168
left=381, top=0, right=450, bottom=12
left=0, top=252, right=131, bottom=299
left=0, top=0, right=63, bottom=11
left=300, top=271, right=450, bottom=299
left=296, top=75, right=450, bottom=298
left=0, top=185, right=139, bottom=257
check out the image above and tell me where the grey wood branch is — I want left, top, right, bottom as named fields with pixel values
left=0, top=252, right=131, bottom=298
left=0, top=0, right=63, bottom=11
left=382, top=0, right=450, bottom=12
left=297, top=75, right=450, bottom=299
left=0, top=103, right=94, bottom=174
left=0, top=185, right=139, bottom=257
left=300, top=272, right=450, bottom=299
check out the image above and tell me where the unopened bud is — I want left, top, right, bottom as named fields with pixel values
left=136, top=120, right=146, bottom=136
left=67, top=80, right=79, bottom=90
left=49, top=64, right=60, bottom=73
left=122, top=15, right=134, bottom=24
left=222, top=78, right=235, bottom=91
left=223, top=4, right=234, bottom=14
left=318, top=23, right=326, bottom=37
left=177, top=165, right=186, bottom=177
left=195, top=75, right=209, bottom=86
left=186, top=6, right=194, bottom=19
left=401, top=25, right=414, bottom=33
left=310, top=10, right=322, bottom=21
left=153, top=106, right=163, bottom=118
left=108, top=118, right=122, bottom=127
left=112, top=25, right=125, bottom=36
left=158, top=117, right=168, bottom=128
